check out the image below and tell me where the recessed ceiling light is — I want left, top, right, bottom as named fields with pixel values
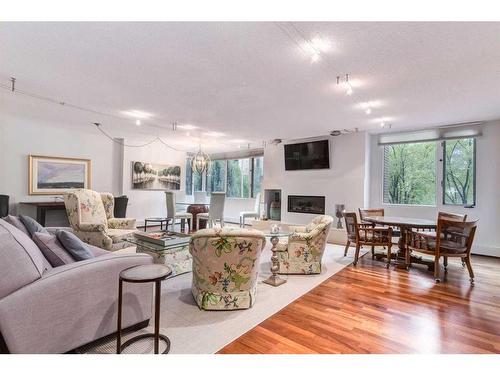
left=203, top=131, right=225, bottom=137
left=135, top=119, right=141, bottom=126
left=177, top=124, right=198, bottom=130
left=121, top=110, right=153, bottom=119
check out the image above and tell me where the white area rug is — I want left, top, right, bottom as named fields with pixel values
left=79, top=243, right=363, bottom=354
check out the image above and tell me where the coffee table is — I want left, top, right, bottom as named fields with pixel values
left=125, top=231, right=192, bottom=277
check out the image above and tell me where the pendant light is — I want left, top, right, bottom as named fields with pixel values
left=190, top=145, right=211, bottom=174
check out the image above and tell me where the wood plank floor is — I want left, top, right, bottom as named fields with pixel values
left=218, top=252, right=500, bottom=354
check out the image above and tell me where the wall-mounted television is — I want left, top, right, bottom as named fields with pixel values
left=284, top=139, right=330, bottom=170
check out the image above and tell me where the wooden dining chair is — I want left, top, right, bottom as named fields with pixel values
left=358, top=208, right=384, bottom=224
left=344, top=212, right=393, bottom=268
left=438, top=211, right=467, bottom=221
left=405, top=219, right=478, bottom=283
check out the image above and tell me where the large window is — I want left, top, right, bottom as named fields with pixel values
left=186, top=156, right=263, bottom=198
left=206, top=160, right=226, bottom=194
left=383, top=142, right=436, bottom=205
left=443, top=138, right=476, bottom=205
left=227, top=159, right=251, bottom=198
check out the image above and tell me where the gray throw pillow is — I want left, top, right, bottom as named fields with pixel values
left=32, top=232, right=75, bottom=267
left=56, top=230, right=94, bottom=261
left=4, top=215, right=31, bottom=236
left=19, top=215, right=48, bottom=237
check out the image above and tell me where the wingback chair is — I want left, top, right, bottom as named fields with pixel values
left=276, top=215, right=333, bottom=275
left=64, top=189, right=137, bottom=251
left=189, top=227, right=266, bottom=310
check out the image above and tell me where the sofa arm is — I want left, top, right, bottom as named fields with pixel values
left=108, top=218, right=137, bottom=229
left=0, top=253, right=153, bottom=353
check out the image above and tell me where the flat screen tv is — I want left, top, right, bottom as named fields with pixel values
left=284, top=139, right=330, bottom=170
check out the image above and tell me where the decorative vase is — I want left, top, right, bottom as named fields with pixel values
left=335, top=204, right=345, bottom=229
left=269, top=193, right=281, bottom=221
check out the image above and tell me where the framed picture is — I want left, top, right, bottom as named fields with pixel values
left=132, top=161, right=181, bottom=190
left=29, top=155, right=92, bottom=195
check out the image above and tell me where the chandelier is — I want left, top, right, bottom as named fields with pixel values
left=190, top=146, right=211, bottom=174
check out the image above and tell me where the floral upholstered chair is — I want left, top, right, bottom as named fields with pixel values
left=64, top=189, right=137, bottom=251
left=276, top=215, right=333, bottom=274
left=190, top=227, right=266, bottom=310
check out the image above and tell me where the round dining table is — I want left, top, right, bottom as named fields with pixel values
left=363, top=216, right=436, bottom=269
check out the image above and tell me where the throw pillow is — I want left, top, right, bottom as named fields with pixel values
left=56, top=230, right=94, bottom=261
left=19, top=215, right=48, bottom=237
left=4, top=215, right=31, bottom=236
left=32, top=232, right=75, bottom=267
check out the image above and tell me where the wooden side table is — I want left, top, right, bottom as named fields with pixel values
left=117, top=264, right=172, bottom=354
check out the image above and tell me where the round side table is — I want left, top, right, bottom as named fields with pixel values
left=117, top=264, right=172, bottom=354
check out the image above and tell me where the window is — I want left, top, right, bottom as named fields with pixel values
left=206, top=160, right=226, bottom=194
left=227, top=159, right=251, bottom=198
left=185, top=158, right=192, bottom=195
left=383, top=142, right=436, bottom=205
left=443, top=138, right=476, bottom=205
left=252, top=156, right=264, bottom=197
left=185, top=155, right=263, bottom=198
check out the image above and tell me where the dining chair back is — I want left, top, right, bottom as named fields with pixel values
left=165, top=191, right=177, bottom=219
left=437, top=211, right=467, bottom=222
left=113, top=195, right=129, bottom=218
left=359, top=208, right=384, bottom=221
left=209, top=192, right=226, bottom=222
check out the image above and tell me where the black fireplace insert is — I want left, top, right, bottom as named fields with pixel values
left=287, top=195, right=325, bottom=214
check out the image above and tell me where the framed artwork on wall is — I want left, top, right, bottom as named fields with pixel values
left=28, top=155, right=92, bottom=195
left=132, top=161, right=181, bottom=190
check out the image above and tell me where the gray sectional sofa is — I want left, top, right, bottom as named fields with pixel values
left=0, top=218, right=153, bottom=353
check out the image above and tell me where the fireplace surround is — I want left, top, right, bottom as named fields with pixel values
left=287, top=195, right=325, bottom=215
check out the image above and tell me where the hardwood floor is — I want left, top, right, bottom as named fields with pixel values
left=218, top=252, right=500, bottom=354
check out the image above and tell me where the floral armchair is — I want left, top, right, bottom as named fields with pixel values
left=276, top=215, right=333, bottom=274
left=189, top=227, right=266, bottom=310
left=64, top=189, right=137, bottom=251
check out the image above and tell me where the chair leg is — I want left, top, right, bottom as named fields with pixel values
left=344, top=240, right=350, bottom=257
left=353, top=244, right=361, bottom=266
left=434, top=255, right=441, bottom=283
left=464, top=257, right=475, bottom=285
left=386, top=244, right=392, bottom=269
left=371, top=245, right=375, bottom=259
left=196, top=216, right=200, bottom=231
left=444, top=256, right=448, bottom=274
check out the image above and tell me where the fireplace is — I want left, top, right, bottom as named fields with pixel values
left=287, top=195, right=325, bottom=215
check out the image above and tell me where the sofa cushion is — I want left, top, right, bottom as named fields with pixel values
left=56, top=230, right=94, bottom=261
left=32, top=232, right=76, bottom=267
left=4, top=215, right=30, bottom=236
left=0, top=219, right=47, bottom=299
left=19, top=215, right=49, bottom=237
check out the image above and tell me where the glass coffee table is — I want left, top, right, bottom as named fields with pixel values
left=125, top=231, right=192, bottom=278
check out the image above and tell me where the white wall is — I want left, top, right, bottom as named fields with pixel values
left=368, top=121, right=500, bottom=256
left=263, top=132, right=366, bottom=225
left=0, top=113, right=188, bottom=226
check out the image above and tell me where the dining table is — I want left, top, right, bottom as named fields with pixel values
left=176, top=202, right=209, bottom=230
left=363, top=216, right=437, bottom=269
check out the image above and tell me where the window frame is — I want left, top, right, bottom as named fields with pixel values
left=442, top=138, right=476, bottom=207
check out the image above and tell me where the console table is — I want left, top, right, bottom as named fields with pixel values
left=19, top=201, right=66, bottom=226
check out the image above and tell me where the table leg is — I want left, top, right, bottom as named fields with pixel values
left=116, top=279, right=123, bottom=354
left=154, top=280, right=161, bottom=354
left=263, top=236, right=287, bottom=287
left=144, top=220, right=148, bottom=232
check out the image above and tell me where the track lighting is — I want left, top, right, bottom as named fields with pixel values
left=337, top=74, right=354, bottom=96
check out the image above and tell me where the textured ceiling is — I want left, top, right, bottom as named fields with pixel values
left=1, top=22, right=500, bottom=151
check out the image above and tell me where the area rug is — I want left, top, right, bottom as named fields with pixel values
left=78, top=243, right=365, bottom=354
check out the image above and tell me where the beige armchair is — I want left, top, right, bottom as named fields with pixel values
left=64, top=189, right=137, bottom=251
left=276, top=215, right=333, bottom=275
left=189, top=227, right=266, bottom=310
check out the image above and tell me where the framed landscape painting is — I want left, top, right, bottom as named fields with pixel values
left=132, top=161, right=181, bottom=190
left=29, top=155, right=92, bottom=195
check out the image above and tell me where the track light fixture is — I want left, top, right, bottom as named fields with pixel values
left=336, top=74, right=353, bottom=96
